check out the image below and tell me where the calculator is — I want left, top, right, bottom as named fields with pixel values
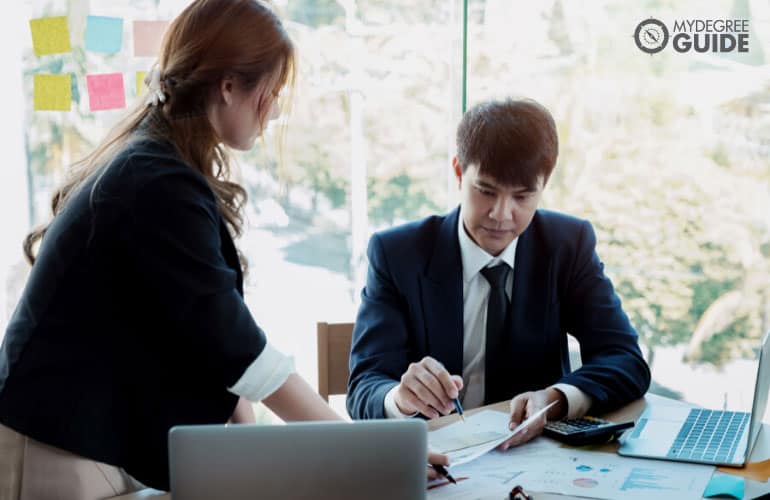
left=543, top=416, right=634, bottom=446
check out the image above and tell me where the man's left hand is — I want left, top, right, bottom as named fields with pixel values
left=498, top=388, right=567, bottom=450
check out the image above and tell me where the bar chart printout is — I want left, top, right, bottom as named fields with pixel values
left=622, top=467, right=679, bottom=491
left=514, top=449, right=714, bottom=500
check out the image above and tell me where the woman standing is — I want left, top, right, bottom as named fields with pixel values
left=0, top=0, right=343, bottom=496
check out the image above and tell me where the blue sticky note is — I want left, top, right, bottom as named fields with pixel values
left=703, top=473, right=744, bottom=499
left=85, top=16, right=123, bottom=54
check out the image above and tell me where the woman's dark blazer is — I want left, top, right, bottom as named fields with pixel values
left=0, top=139, right=266, bottom=489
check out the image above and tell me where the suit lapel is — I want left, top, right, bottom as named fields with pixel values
left=419, top=207, right=464, bottom=376
left=509, top=213, right=551, bottom=384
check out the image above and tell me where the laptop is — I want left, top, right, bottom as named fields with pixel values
left=619, top=331, right=770, bottom=466
left=169, top=419, right=427, bottom=500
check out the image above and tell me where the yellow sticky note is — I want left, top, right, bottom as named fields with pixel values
left=136, top=71, right=147, bottom=97
left=34, top=74, right=71, bottom=111
left=29, top=17, right=72, bottom=56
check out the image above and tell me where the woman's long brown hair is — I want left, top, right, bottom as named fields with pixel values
left=23, top=0, right=295, bottom=267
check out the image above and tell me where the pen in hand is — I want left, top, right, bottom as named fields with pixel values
left=431, top=463, right=457, bottom=484
left=453, top=398, right=465, bottom=422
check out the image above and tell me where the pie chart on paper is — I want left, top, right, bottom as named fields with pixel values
left=573, top=478, right=599, bottom=488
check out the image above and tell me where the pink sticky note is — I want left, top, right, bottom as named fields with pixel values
left=133, top=20, right=169, bottom=57
left=87, top=73, right=125, bottom=111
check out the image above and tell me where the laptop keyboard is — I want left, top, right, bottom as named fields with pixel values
left=666, top=408, right=749, bottom=463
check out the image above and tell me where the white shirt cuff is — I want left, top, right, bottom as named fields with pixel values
left=383, top=385, right=418, bottom=419
left=551, top=383, right=592, bottom=419
left=228, top=342, right=295, bottom=403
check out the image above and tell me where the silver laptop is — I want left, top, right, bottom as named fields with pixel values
left=619, top=331, right=770, bottom=466
left=169, top=419, right=427, bottom=500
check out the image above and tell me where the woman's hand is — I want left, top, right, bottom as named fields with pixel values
left=427, top=451, right=450, bottom=480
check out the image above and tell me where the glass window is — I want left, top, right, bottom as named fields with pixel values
left=10, top=0, right=769, bottom=422
left=244, top=0, right=459, bottom=415
left=13, top=0, right=460, bottom=419
left=466, top=0, right=770, bottom=417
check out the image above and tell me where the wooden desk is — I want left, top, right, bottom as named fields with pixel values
left=113, top=394, right=770, bottom=499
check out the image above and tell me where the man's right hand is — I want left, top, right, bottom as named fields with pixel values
left=393, top=356, right=464, bottom=419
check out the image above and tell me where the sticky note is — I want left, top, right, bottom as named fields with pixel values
left=703, top=473, right=744, bottom=499
left=29, top=17, right=71, bottom=56
left=133, top=20, right=169, bottom=57
left=86, top=73, right=125, bottom=111
left=85, top=16, right=123, bottom=54
left=136, top=71, right=147, bottom=97
left=34, top=74, right=71, bottom=111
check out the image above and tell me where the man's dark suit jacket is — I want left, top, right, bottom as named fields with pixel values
left=0, top=138, right=266, bottom=490
left=347, top=207, right=651, bottom=420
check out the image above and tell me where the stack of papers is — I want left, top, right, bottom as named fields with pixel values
left=427, top=410, right=716, bottom=500
left=429, top=410, right=515, bottom=466
left=429, top=403, right=555, bottom=466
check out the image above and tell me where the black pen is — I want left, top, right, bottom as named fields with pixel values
left=453, top=397, right=465, bottom=422
left=431, top=463, right=457, bottom=484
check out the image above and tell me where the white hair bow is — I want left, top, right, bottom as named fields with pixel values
left=144, top=66, right=167, bottom=107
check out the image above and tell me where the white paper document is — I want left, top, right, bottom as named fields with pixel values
left=515, top=448, right=714, bottom=500
left=429, top=403, right=556, bottom=467
left=428, top=435, right=714, bottom=500
left=429, top=410, right=511, bottom=466
left=427, top=476, right=506, bottom=500
left=427, top=439, right=559, bottom=498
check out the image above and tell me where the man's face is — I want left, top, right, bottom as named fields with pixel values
left=454, top=158, right=544, bottom=256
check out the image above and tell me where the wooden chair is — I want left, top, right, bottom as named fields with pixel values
left=316, top=322, right=354, bottom=401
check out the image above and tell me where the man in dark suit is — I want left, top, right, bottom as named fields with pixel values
left=347, top=98, right=650, bottom=447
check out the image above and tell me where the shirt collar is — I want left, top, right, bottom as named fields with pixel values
left=457, top=206, right=517, bottom=284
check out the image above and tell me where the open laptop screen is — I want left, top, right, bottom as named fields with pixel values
left=169, top=419, right=427, bottom=500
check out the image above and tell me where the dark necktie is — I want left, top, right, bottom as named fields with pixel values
left=481, top=264, right=511, bottom=404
